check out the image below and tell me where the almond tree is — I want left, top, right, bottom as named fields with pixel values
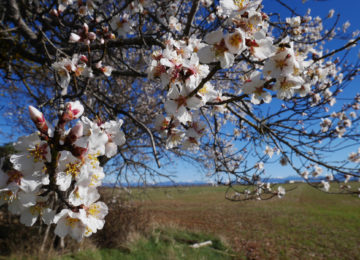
left=0, top=0, right=360, bottom=241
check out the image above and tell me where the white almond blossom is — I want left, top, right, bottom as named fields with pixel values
left=220, top=0, right=262, bottom=16
left=19, top=196, right=55, bottom=227
left=166, top=129, right=185, bottom=149
left=198, top=31, right=235, bottom=68
left=154, top=114, right=172, bottom=133
left=110, top=14, right=132, bottom=37
left=52, top=55, right=87, bottom=94
left=344, top=175, right=351, bottom=184
left=69, top=185, right=100, bottom=207
left=348, top=148, right=360, bottom=163
left=224, top=29, right=246, bottom=54
left=248, top=32, right=276, bottom=60
left=263, top=42, right=300, bottom=78
left=277, top=186, right=286, bottom=198
left=274, top=75, right=304, bottom=100
left=312, top=165, right=323, bottom=177
left=54, top=209, right=87, bottom=241
left=320, top=118, right=332, bottom=132
left=1, top=188, right=37, bottom=215
left=321, top=180, right=330, bottom=192
left=79, top=198, right=108, bottom=236
left=77, top=117, right=109, bottom=156
left=326, top=174, right=334, bottom=181
left=255, top=161, right=264, bottom=170
left=164, top=85, right=194, bottom=124
left=301, top=170, right=309, bottom=180
left=264, top=146, right=274, bottom=158
left=10, top=134, right=50, bottom=188
left=242, top=71, right=271, bottom=104
left=169, top=16, right=182, bottom=32
left=56, top=152, right=84, bottom=191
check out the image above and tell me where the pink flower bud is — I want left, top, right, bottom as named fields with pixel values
left=58, top=4, right=66, bottom=13
left=50, top=9, right=59, bottom=16
left=88, top=32, right=96, bottom=41
left=62, top=101, right=84, bottom=122
left=79, top=55, right=88, bottom=63
left=101, top=66, right=113, bottom=77
left=71, top=146, right=88, bottom=160
left=83, top=23, right=89, bottom=33
left=72, top=122, right=83, bottom=137
left=29, top=106, right=48, bottom=134
left=66, top=122, right=83, bottom=144
left=69, top=33, right=81, bottom=43
left=29, top=105, right=43, bottom=122
left=95, top=61, right=102, bottom=69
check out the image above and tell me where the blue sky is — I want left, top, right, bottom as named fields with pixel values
left=1, top=0, right=360, bottom=184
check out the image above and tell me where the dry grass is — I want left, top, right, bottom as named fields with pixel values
left=131, top=183, right=360, bottom=260
left=92, top=188, right=151, bottom=249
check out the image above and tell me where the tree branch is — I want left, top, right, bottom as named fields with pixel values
left=183, top=0, right=200, bottom=36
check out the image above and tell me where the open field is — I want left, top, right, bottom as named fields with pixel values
left=1, top=183, right=360, bottom=259
left=127, top=183, right=360, bottom=259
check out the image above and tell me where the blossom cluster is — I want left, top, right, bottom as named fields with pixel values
left=148, top=37, right=223, bottom=149
left=0, top=101, right=125, bottom=241
left=146, top=0, right=343, bottom=154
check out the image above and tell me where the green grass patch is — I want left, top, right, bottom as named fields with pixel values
left=58, top=228, right=234, bottom=260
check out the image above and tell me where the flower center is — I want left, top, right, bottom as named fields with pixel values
left=188, top=137, right=198, bottom=144
left=280, top=79, right=294, bottom=91
left=275, top=59, right=288, bottom=70
left=214, top=40, right=228, bottom=57
left=85, top=226, right=93, bottom=236
left=161, top=119, right=169, bottom=130
left=90, top=174, right=100, bottom=186
left=254, top=86, right=265, bottom=96
left=28, top=143, right=48, bottom=163
left=169, top=133, right=182, bottom=143
left=0, top=191, right=14, bottom=202
left=65, top=162, right=82, bottom=178
left=29, top=204, right=43, bottom=216
left=88, top=153, right=100, bottom=169
left=66, top=217, right=80, bottom=227
left=199, top=86, right=209, bottom=95
left=88, top=204, right=100, bottom=217
left=116, top=19, right=127, bottom=28
left=175, top=95, right=187, bottom=109
left=7, top=170, right=23, bottom=185
left=228, top=33, right=243, bottom=48
left=234, top=0, right=246, bottom=9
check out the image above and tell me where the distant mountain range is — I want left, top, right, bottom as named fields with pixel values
left=102, top=180, right=209, bottom=188
left=102, top=174, right=358, bottom=188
